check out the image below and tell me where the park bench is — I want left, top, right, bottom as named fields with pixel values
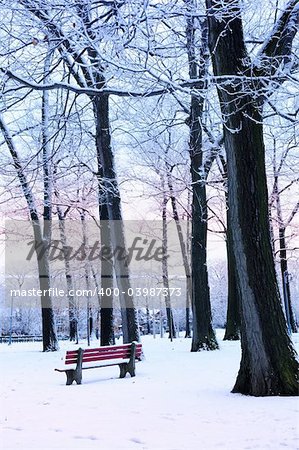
left=55, top=342, right=143, bottom=385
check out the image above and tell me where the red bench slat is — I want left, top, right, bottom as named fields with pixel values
left=66, top=343, right=142, bottom=357
left=66, top=353, right=130, bottom=364
left=65, top=349, right=135, bottom=360
left=65, top=352, right=143, bottom=365
left=66, top=349, right=130, bottom=359
left=65, top=345, right=142, bottom=356
left=77, top=354, right=130, bottom=364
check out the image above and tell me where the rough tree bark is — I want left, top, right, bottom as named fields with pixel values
left=206, top=0, right=299, bottom=395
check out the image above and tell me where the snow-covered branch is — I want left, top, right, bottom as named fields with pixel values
left=254, top=0, right=299, bottom=80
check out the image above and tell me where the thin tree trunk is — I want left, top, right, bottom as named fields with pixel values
left=90, top=265, right=109, bottom=343
left=55, top=204, right=78, bottom=342
left=161, top=173, right=176, bottom=340
left=278, top=226, right=297, bottom=333
left=273, top=173, right=297, bottom=333
left=207, top=0, right=298, bottom=395
left=166, top=164, right=192, bottom=337
left=91, top=267, right=101, bottom=339
left=146, top=299, right=151, bottom=335
left=185, top=190, right=192, bottom=338
left=80, top=210, right=93, bottom=346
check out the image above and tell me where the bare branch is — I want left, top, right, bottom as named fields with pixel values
left=285, top=199, right=299, bottom=227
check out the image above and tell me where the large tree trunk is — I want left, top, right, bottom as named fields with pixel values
left=39, top=52, right=59, bottom=351
left=190, top=150, right=218, bottom=351
left=40, top=50, right=59, bottom=351
left=34, top=227, right=59, bottom=351
left=99, top=203, right=115, bottom=346
left=93, top=95, right=139, bottom=343
left=207, top=0, right=298, bottom=395
left=185, top=9, right=218, bottom=351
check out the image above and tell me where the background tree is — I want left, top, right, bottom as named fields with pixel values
left=0, top=116, right=58, bottom=351
left=269, top=135, right=299, bottom=333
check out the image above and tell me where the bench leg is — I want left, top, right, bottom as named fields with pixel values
left=75, top=370, right=82, bottom=385
left=119, top=342, right=137, bottom=378
left=127, top=342, right=136, bottom=377
left=119, top=363, right=127, bottom=378
left=119, top=362, right=135, bottom=378
left=128, top=365, right=135, bottom=377
left=65, top=348, right=84, bottom=385
left=65, top=368, right=82, bottom=385
left=66, top=369, right=75, bottom=385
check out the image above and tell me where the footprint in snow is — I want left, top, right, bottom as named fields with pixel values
left=130, top=437, right=146, bottom=445
left=74, top=435, right=99, bottom=441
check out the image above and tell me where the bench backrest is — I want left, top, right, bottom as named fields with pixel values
left=65, top=343, right=142, bottom=365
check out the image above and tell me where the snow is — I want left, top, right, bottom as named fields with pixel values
left=1, top=330, right=298, bottom=450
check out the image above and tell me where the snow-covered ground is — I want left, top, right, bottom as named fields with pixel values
left=1, top=330, right=298, bottom=450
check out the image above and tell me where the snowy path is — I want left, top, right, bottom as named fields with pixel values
left=1, top=331, right=298, bottom=450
